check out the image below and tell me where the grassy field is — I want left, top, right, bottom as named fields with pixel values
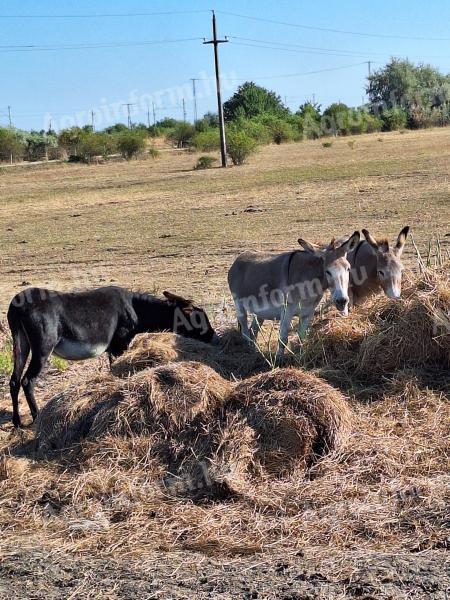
left=0, top=127, right=449, bottom=599
left=0, top=127, right=449, bottom=313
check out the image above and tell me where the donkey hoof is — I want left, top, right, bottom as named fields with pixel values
left=12, top=417, right=22, bottom=428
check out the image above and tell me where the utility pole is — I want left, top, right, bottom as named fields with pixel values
left=203, top=11, right=228, bottom=167
left=367, top=61, right=372, bottom=78
left=152, top=101, right=156, bottom=126
left=122, top=103, right=135, bottom=129
left=191, top=78, right=199, bottom=123
left=7, top=105, right=12, bottom=127
left=91, top=110, right=95, bottom=131
left=182, top=98, right=187, bottom=123
left=312, top=93, right=316, bottom=105
left=146, top=101, right=151, bottom=128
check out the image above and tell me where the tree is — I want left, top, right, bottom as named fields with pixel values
left=0, top=128, right=25, bottom=162
left=223, top=82, right=288, bottom=121
left=116, top=130, right=146, bottom=159
left=166, top=122, right=195, bottom=148
left=367, top=59, right=450, bottom=127
left=322, top=103, right=352, bottom=136
left=58, top=127, right=84, bottom=156
left=25, top=130, right=58, bottom=161
left=78, top=131, right=116, bottom=163
left=104, top=123, right=128, bottom=134
left=296, top=102, right=322, bottom=139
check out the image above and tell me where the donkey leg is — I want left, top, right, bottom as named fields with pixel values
left=9, top=329, right=30, bottom=428
left=298, top=300, right=320, bottom=341
left=276, top=304, right=296, bottom=362
left=22, top=342, right=54, bottom=422
left=234, top=299, right=251, bottom=339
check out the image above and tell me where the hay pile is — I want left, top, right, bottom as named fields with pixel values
left=215, top=369, right=352, bottom=483
left=111, top=328, right=265, bottom=379
left=35, top=362, right=351, bottom=498
left=302, top=268, right=450, bottom=377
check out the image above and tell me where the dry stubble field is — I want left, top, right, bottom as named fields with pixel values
left=0, top=128, right=449, bottom=599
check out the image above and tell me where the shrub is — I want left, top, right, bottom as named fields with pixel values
left=0, top=128, right=25, bottom=162
left=77, top=132, right=116, bottom=163
left=255, top=115, right=294, bottom=144
left=193, top=128, right=220, bottom=151
left=322, top=141, right=333, bottom=148
left=238, top=119, right=272, bottom=144
left=226, top=130, right=257, bottom=165
left=381, top=108, right=408, bottom=131
left=195, top=155, right=217, bottom=170
left=116, top=131, right=146, bottom=160
left=148, top=146, right=160, bottom=159
left=167, top=123, right=196, bottom=148
left=362, top=112, right=383, bottom=133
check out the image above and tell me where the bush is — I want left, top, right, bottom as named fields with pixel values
left=193, top=128, right=220, bottom=151
left=381, top=108, right=408, bottom=131
left=116, top=131, right=146, bottom=160
left=238, top=119, right=272, bottom=144
left=148, top=146, right=160, bottom=159
left=0, top=128, right=25, bottom=162
left=322, top=141, right=333, bottom=148
left=255, top=115, right=294, bottom=144
left=166, top=123, right=196, bottom=148
left=226, top=130, right=257, bottom=165
left=78, top=132, right=116, bottom=163
left=195, top=155, right=217, bottom=170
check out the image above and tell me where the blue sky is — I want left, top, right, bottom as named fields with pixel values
left=1, top=0, right=449, bottom=131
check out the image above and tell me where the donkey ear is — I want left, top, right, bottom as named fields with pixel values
left=394, top=226, right=410, bottom=257
left=163, top=291, right=193, bottom=309
left=298, top=238, right=318, bottom=254
left=362, top=228, right=379, bottom=250
left=335, top=231, right=360, bottom=256
left=346, top=231, right=360, bottom=251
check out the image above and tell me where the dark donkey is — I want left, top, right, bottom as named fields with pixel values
left=8, top=286, right=218, bottom=427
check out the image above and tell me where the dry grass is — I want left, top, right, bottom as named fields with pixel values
left=0, top=127, right=449, bottom=312
left=111, top=329, right=265, bottom=379
left=0, top=130, right=449, bottom=589
left=301, top=267, right=450, bottom=378
left=0, top=361, right=447, bottom=559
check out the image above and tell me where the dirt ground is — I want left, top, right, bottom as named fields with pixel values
left=1, top=548, right=449, bottom=599
left=0, top=128, right=449, bottom=598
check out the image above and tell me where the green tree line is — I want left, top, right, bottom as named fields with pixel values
left=1, top=59, right=448, bottom=166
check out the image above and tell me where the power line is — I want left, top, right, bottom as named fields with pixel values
left=217, top=10, right=450, bottom=42
left=0, top=10, right=209, bottom=19
left=229, top=39, right=376, bottom=59
left=0, top=38, right=204, bottom=53
left=228, top=36, right=450, bottom=60
left=230, top=36, right=383, bottom=57
left=225, top=61, right=368, bottom=81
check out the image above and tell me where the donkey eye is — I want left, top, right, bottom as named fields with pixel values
left=378, top=270, right=385, bottom=277
left=325, top=270, right=332, bottom=277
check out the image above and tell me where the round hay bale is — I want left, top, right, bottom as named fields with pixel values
left=90, top=361, right=232, bottom=438
left=215, top=368, right=352, bottom=480
left=35, top=374, right=123, bottom=456
left=111, top=329, right=265, bottom=379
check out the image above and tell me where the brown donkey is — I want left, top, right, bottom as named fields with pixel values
left=348, top=226, right=410, bottom=307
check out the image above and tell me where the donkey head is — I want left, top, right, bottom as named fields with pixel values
left=362, top=226, right=409, bottom=299
left=163, top=291, right=218, bottom=344
left=298, top=231, right=360, bottom=316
